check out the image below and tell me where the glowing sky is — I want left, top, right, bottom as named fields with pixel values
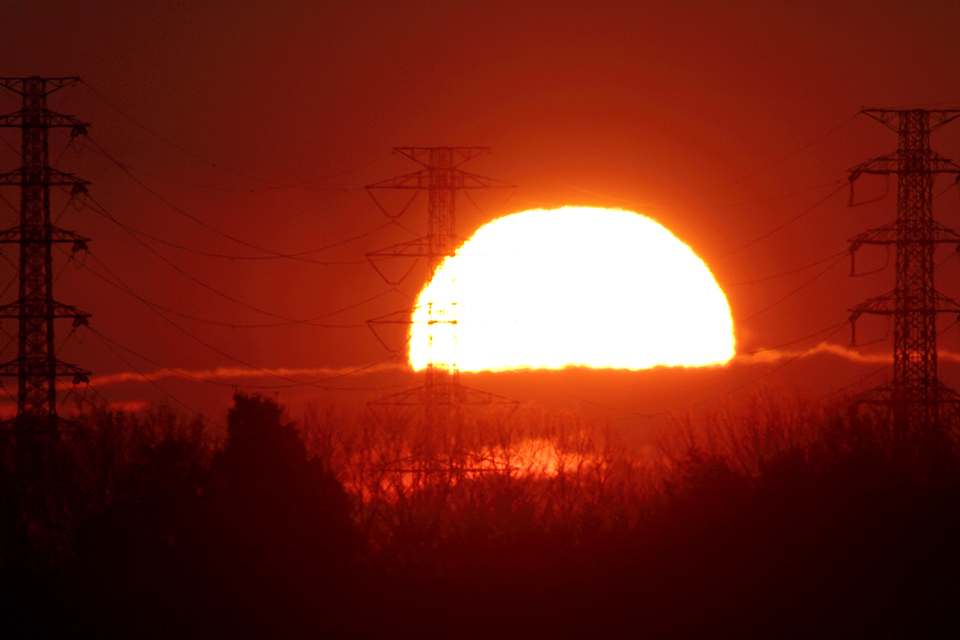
left=2, top=1, right=958, bottom=415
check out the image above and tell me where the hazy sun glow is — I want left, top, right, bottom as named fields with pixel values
left=410, top=206, right=735, bottom=371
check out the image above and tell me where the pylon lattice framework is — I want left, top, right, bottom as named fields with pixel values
left=0, top=77, right=91, bottom=429
left=365, top=147, right=515, bottom=424
left=848, top=108, right=960, bottom=434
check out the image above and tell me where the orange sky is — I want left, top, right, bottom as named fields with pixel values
left=2, top=1, right=959, bottom=423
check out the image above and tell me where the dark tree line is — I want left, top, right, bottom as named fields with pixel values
left=1, top=394, right=958, bottom=639
left=1, top=394, right=355, bottom=639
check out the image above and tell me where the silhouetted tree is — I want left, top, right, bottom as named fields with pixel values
left=62, top=410, right=212, bottom=638
left=200, top=393, right=356, bottom=638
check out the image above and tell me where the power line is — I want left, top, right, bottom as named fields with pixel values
left=819, top=318, right=960, bottom=401
left=81, top=189, right=381, bottom=265
left=89, top=328, right=223, bottom=427
left=700, top=113, right=860, bottom=194
left=86, top=137, right=377, bottom=261
left=81, top=80, right=392, bottom=191
left=70, top=246, right=401, bottom=390
left=697, top=180, right=847, bottom=210
left=733, top=254, right=847, bottom=327
left=740, top=321, right=848, bottom=356
left=714, top=182, right=847, bottom=261
left=728, top=249, right=848, bottom=286
left=585, top=321, right=853, bottom=422
left=91, top=152, right=380, bottom=193
left=76, top=246, right=383, bottom=329
left=91, top=325, right=399, bottom=392
left=819, top=365, right=889, bottom=401
left=650, top=322, right=851, bottom=420
left=81, top=195, right=382, bottom=327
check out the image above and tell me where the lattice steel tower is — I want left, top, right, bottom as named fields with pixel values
left=366, top=147, right=514, bottom=426
left=848, top=108, right=960, bottom=435
left=0, top=77, right=91, bottom=429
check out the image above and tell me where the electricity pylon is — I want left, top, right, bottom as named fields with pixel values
left=365, top=147, right=515, bottom=428
left=847, top=108, right=960, bottom=437
left=0, top=77, right=91, bottom=430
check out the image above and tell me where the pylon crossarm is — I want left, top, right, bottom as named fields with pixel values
left=365, top=169, right=429, bottom=190
left=366, top=243, right=426, bottom=286
left=365, top=311, right=415, bottom=354
left=848, top=221, right=960, bottom=248
left=848, top=151, right=960, bottom=179
left=848, top=152, right=899, bottom=179
left=854, top=384, right=944, bottom=410
left=849, top=291, right=960, bottom=317
left=0, top=226, right=90, bottom=244
left=0, top=359, right=90, bottom=378
left=848, top=226, right=897, bottom=252
left=861, top=108, right=960, bottom=130
left=935, top=383, right=960, bottom=405
left=448, top=147, right=490, bottom=167
left=848, top=227, right=893, bottom=275
left=365, top=186, right=419, bottom=219
left=0, top=110, right=89, bottom=129
left=849, top=294, right=895, bottom=319
left=393, top=146, right=489, bottom=169
left=933, top=292, right=960, bottom=314
left=455, top=169, right=517, bottom=189
left=0, top=360, right=93, bottom=386
left=0, top=77, right=80, bottom=94
left=367, top=308, right=417, bottom=325
left=367, top=305, right=457, bottom=325
left=855, top=383, right=895, bottom=407
left=928, top=221, right=960, bottom=243
left=366, top=236, right=432, bottom=259
left=367, top=386, right=427, bottom=406
left=930, top=111, right=960, bottom=129
left=366, top=236, right=462, bottom=284
left=368, top=382, right=518, bottom=409
left=455, top=385, right=519, bottom=407
left=366, top=167, right=515, bottom=191
left=0, top=168, right=89, bottom=187
left=926, top=151, right=960, bottom=174
left=860, top=109, right=902, bottom=130
left=0, top=300, right=90, bottom=319
left=54, top=361, right=91, bottom=380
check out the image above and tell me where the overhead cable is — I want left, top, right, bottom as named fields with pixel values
left=700, top=113, right=860, bottom=194
left=729, top=249, right=848, bottom=286
left=82, top=190, right=381, bottom=265
left=90, top=328, right=224, bottom=428
left=86, top=137, right=376, bottom=260
left=74, top=246, right=378, bottom=329
left=733, top=255, right=847, bottom=327
left=81, top=196, right=378, bottom=326
left=715, top=182, right=847, bottom=261
left=82, top=80, right=389, bottom=190
left=92, top=326, right=400, bottom=392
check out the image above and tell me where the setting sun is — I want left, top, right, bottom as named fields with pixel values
left=410, top=206, right=735, bottom=371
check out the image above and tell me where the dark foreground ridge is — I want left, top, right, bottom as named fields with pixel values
left=1, top=393, right=957, bottom=639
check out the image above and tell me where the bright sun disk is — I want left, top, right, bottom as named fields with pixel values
left=410, top=206, right=735, bottom=371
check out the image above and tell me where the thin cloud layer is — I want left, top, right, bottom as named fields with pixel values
left=737, top=342, right=960, bottom=366
left=79, top=362, right=406, bottom=388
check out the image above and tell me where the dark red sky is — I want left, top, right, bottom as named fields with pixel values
left=2, top=1, right=959, bottom=424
